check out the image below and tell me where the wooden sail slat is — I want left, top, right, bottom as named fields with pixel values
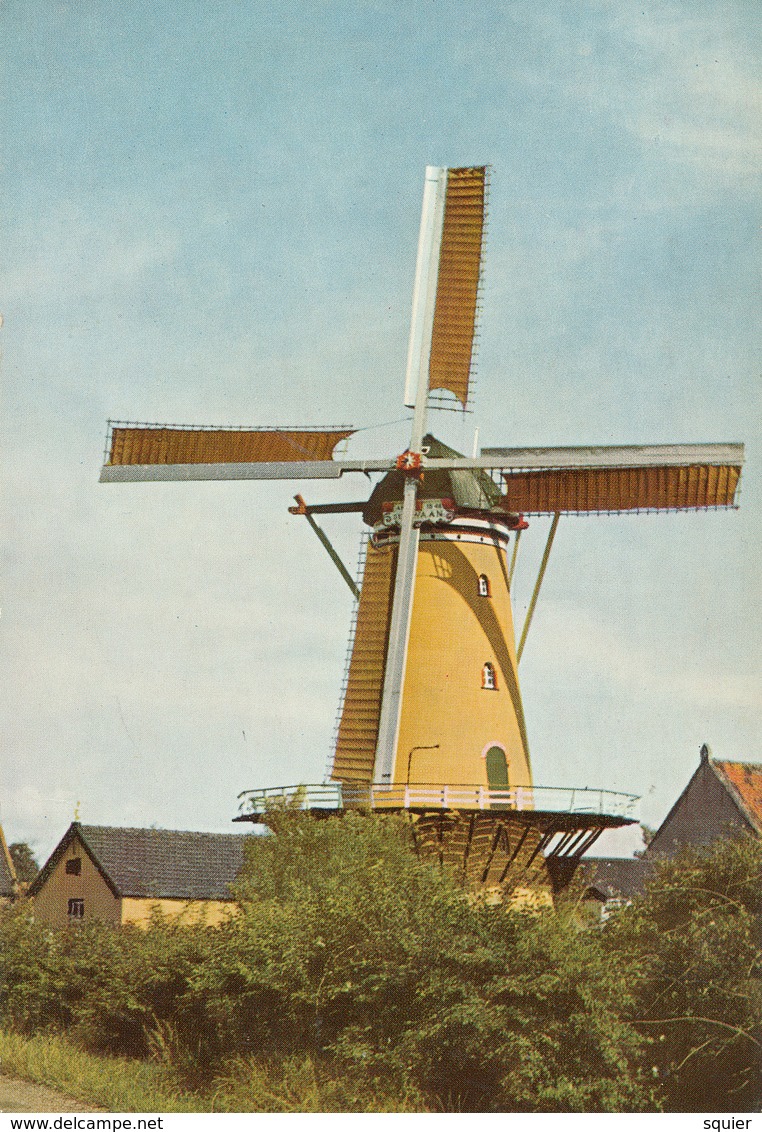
left=331, top=543, right=396, bottom=784
left=428, top=166, right=487, bottom=407
left=107, top=426, right=355, bottom=466
left=500, top=463, right=741, bottom=514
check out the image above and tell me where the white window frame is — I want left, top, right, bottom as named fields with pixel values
left=482, top=662, right=497, bottom=690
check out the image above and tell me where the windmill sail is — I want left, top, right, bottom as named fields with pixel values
left=500, top=463, right=741, bottom=514
left=403, top=166, right=487, bottom=412
left=375, top=166, right=489, bottom=783
left=427, top=166, right=487, bottom=407
left=100, top=423, right=359, bottom=482
left=483, top=442, right=744, bottom=514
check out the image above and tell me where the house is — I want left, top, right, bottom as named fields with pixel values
left=27, top=823, right=254, bottom=928
left=580, top=745, right=762, bottom=912
left=645, top=744, right=762, bottom=855
left=0, top=825, right=19, bottom=904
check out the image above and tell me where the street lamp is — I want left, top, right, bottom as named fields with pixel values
left=406, top=744, right=440, bottom=786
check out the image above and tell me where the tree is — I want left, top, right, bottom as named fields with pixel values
left=9, top=842, right=38, bottom=884
left=197, top=811, right=656, bottom=1111
left=606, top=835, right=762, bottom=1112
left=15, top=813, right=758, bottom=1111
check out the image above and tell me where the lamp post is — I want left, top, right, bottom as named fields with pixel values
left=406, top=744, right=440, bottom=787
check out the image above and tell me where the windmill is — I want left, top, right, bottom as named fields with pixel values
left=101, top=166, right=743, bottom=899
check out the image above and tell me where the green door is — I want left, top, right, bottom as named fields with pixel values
left=485, top=746, right=509, bottom=790
left=486, top=746, right=509, bottom=810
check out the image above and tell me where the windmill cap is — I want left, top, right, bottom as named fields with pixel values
left=362, top=435, right=503, bottom=526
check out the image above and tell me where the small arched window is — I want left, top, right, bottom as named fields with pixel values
left=478, top=574, right=491, bottom=597
left=482, top=662, right=497, bottom=690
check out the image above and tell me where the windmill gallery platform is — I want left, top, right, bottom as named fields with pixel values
left=100, top=166, right=743, bottom=902
left=234, top=782, right=639, bottom=903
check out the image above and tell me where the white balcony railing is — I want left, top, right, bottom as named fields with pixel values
left=237, top=782, right=639, bottom=820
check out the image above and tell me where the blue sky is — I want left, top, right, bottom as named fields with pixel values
left=2, top=1, right=759, bottom=860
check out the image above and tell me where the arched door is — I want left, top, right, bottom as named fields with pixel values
left=485, top=745, right=508, bottom=791
left=485, top=745, right=509, bottom=810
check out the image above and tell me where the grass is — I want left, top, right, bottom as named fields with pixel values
left=0, top=1030, right=203, bottom=1112
left=0, top=1031, right=429, bottom=1113
left=209, top=1055, right=429, bottom=1113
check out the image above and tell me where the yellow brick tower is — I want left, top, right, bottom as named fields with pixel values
left=332, top=435, right=532, bottom=795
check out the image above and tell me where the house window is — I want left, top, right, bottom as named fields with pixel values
left=67, top=898, right=84, bottom=920
left=478, top=574, right=491, bottom=597
left=482, top=662, right=497, bottom=690
left=65, top=858, right=81, bottom=876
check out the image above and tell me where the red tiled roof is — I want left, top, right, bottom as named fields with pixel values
left=713, top=761, right=762, bottom=833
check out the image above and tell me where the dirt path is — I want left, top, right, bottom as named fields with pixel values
left=0, top=1073, right=103, bottom=1113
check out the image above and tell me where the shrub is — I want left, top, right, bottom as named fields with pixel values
left=606, top=835, right=762, bottom=1112
left=0, top=905, right=215, bottom=1069
left=188, top=812, right=654, bottom=1111
left=5, top=816, right=756, bottom=1111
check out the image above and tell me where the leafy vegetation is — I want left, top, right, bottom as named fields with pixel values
left=0, top=1030, right=201, bottom=1113
left=0, top=813, right=759, bottom=1113
left=8, top=842, right=38, bottom=884
left=605, top=835, right=761, bottom=1112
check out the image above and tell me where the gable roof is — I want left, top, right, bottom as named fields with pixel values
left=712, top=761, right=762, bottom=834
left=0, top=826, right=18, bottom=898
left=645, top=747, right=762, bottom=858
left=29, top=823, right=253, bottom=901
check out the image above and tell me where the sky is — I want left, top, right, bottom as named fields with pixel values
left=2, top=0, right=760, bottom=863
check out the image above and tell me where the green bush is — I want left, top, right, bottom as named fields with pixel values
left=187, top=812, right=654, bottom=1111
left=606, top=834, right=762, bottom=1113
left=0, top=905, right=215, bottom=1068
left=1, top=815, right=758, bottom=1112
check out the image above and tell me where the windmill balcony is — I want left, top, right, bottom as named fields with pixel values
left=235, top=782, right=639, bottom=822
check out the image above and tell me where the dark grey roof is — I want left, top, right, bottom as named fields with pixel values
left=80, top=825, right=253, bottom=899
left=646, top=754, right=761, bottom=858
left=579, top=857, right=648, bottom=901
left=30, top=824, right=253, bottom=901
